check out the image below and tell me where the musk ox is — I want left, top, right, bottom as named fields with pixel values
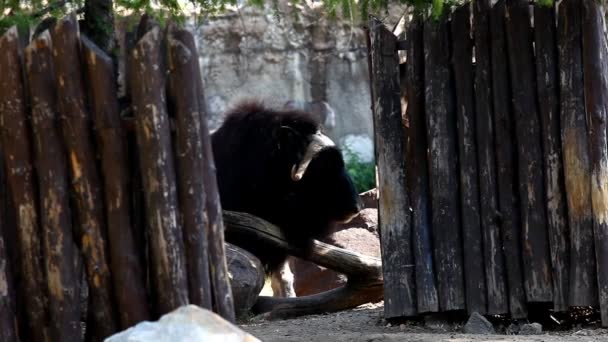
left=211, top=101, right=362, bottom=296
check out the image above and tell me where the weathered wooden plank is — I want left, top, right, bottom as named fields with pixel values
left=369, top=17, right=417, bottom=318
left=423, top=13, right=465, bottom=312
left=51, top=16, right=118, bottom=338
left=81, top=35, right=151, bottom=329
left=505, top=0, right=553, bottom=303
left=534, top=3, right=570, bottom=312
left=130, top=26, right=189, bottom=315
left=189, top=34, right=236, bottom=323
left=403, top=16, right=439, bottom=314
left=581, top=0, right=608, bottom=326
left=451, top=4, right=487, bottom=315
left=0, top=26, right=48, bottom=341
left=25, top=31, right=83, bottom=342
left=557, top=0, right=599, bottom=307
left=474, top=0, right=509, bottom=315
left=0, top=196, right=17, bottom=342
left=167, top=29, right=213, bottom=310
left=489, top=0, right=527, bottom=318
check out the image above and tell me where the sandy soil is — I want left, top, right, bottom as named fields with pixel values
left=240, top=302, right=608, bottom=342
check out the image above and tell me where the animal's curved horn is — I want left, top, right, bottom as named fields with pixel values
left=291, top=131, right=335, bottom=181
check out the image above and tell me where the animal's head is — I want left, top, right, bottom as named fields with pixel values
left=279, top=124, right=363, bottom=230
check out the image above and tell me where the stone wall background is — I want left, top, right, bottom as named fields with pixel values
left=192, top=3, right=375, bottom=161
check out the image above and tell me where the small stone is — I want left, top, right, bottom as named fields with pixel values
left=399, top=324, right=406, bottom=331
left=463, top=312, right=495, bottom=335
left=519, top=322, right=543, bottom=335
left=385, top=323, right=392, bottom=328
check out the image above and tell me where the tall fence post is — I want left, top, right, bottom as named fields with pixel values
left=581, top=0, right=608, bottom=327
left=505, top=0, right=553, bottom=303
left=25, top=31, right=83, bottom=342
left=0, top=26, right=48, bottom=341
left=557, top=0, right=599, bottom=307
left=82, top=35, right=152, bottom=329
left=403, top=16, right=439, bottom=314
left=451, top=4, right=488, bottom=315
left=490, top=0, right=527, bottom=318
left=167, top=28, right=213, bottom=311
left=534, top=2, right=570, bottom=312
left=51, top=15, right=118, bottom=338
left=130, top=26, right=190, bottom=315
left=423, top=12, right=465, bottom=312
left=369, top=17, right=417, bottom=318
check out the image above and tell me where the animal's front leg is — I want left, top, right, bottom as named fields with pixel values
left=270, top=259, right=296, bottom=298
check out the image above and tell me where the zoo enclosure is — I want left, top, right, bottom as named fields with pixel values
left=0, top=14, right=234, bottom=342
left=369, top=0, right=608, bottom=327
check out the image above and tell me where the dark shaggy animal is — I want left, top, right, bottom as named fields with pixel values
left=212, top=101, right=362, bottom=273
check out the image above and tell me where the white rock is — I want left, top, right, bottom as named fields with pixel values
left=105, top=305, right=261, bottom=342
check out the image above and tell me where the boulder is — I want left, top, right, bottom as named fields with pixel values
left=463, top=312, right=495, bottom=335
left=519, top=322, right=543, bottom=335
left=105, top=305, right=261, bottom=342
left=226, top=242, right=266, bottom=317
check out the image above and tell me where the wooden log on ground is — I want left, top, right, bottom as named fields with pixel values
left=423, top=11, right=465, bottom=312
left=130, top=26, right=189, bottom=315
left=489, top=0, right=527, bottom=318
left=81, top=35, right=151, bottom=329
left=369, top=16, right=416, bottom=318
left=451, top=4, right=487, bottom=315
left=224, top=211, right=383, bottom=320
left=0, top=26, right=48, bottom=341
left=474, top=0, right=509, bottom=315
left=0, top=205, right=17, bottom=341
left=191, top=32, right=236, bottom=323
left=167, top=29, right=213, bottom=310
left=557, top=0, right=599, bottom=307
left=581, top=0, right=608, bottom=326
left=403, top=16, right=439, bottom=314
left=534, top=3, right=570, bottom=312
left=51, top=16, right=118, bottom=338
left=505, top=0, right=553, bottom=303
left=25, top=31, right=82, bottom=342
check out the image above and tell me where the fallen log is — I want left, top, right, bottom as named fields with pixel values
left=223, top=211, right=383, bottom=320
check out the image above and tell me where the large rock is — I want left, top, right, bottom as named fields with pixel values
left=105, top=305, right=261, bottom=342
left=226, top=242, right=266, bottom=317
left=463, top=312, right=495, bottom=335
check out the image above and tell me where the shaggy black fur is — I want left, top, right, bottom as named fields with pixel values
left=211, top=101, right=362, bottom=272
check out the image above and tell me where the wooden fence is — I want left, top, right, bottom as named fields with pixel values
left=369, top=0, right=608, bottom=327
left=0, top=14, right=234, bottom=342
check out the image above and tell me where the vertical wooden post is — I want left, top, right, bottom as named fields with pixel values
left=404, top=16, right=439, bottom=314
left=557, top=0, right=599, bottom=307
left=490, top=0, right=527, bottom=318
left=369, top=17, right=417, bottom=318
left=534, top=3, right=571, bottom=312
left=474, top=0, right=509, bottom=315
left=130, top=26, right=189, bottom=315
left=25, top=31, right=83, bottom=342
left=451, top=4, right=487, bottom=315
left=81, top=35, right=151, bottom=329
left=0, top=208, right=17, bottom=342
left=51, top=15, right=118, bottom=338
left=189, top=34, right=237, bottom=323
left=581, top=0, right=608, bottom=326
left=423, top=13, right=465, bottom=312
left=167, top=29, right=213, bottom=310
left=505, top=0, right=553, bottom=303
left=0, top=26, right=48, bottom=341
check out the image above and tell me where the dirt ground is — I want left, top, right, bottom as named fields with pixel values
left=240, top=302, right=608, bottom=342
